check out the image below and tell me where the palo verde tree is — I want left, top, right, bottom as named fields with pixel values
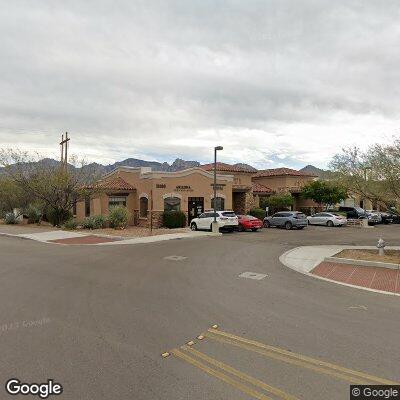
left=0, top=149, right=100, bottom=226
left=301, top=180, right=347, bottom=209
left=330, top=139, right=400, bottom=210
left=0, top=176, right=32, bottom=216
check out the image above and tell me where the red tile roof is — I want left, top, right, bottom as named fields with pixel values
left=95, top=176, right=135, bottom=191
left=201, top=162, right=254, bottom=173
left=252, top=182, right=273, bottom=194
left=253, top=167, right=317, bottom=178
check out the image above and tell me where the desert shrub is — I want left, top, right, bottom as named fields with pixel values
left=163, top=210, right=186, bottom=228
left=249, top=208, right=266, bottom=220
left=63, top=219, right=78, bottom=230
left=4, top=212, right=18, bottom=224
left=45, top=207, right=72, bottom=227
left=82, top=215, right=107, bottom=229
left=81, top=216, right=96, bottom=229
left=26, top=204, right=42, bottom=224
left=92, top=215, right=107, bottom=229
left=108, top=206, right=130, bottom=229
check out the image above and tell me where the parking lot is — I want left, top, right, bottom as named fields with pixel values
left=0, top=224, right=399, bottom=399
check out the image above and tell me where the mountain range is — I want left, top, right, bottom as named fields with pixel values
left=1, top=157, right=327, bottom=176
left=299, top=164, right=334, bottom=179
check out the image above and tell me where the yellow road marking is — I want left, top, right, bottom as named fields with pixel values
left=182, top=345, right=299, bottom=400
left=207, top=329, right=397, bottom=385
left=207, top=333, right=369, bottom=384
left=171, top=349, right=272, bottom=400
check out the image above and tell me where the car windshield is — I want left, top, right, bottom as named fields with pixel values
left=222, top=212, right=236, bottom=217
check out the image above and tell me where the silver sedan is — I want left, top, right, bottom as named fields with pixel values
left=307, top=212, right=347, bottom=227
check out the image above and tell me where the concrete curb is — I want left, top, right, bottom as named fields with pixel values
left=280, top=245, right=400, bottom=297
left=0, top=229, right=222, bottom=246
left=324, top=256, right=400, bottom=270
left=99, top=231, right=222, bottom=245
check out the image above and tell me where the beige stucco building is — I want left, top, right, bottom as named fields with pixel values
left=75, top=163, right=319, bottom=228
left=76, top=166, right=233, bottom=227
left=252, top=167, right=318, bottom=210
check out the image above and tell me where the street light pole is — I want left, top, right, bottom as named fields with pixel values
left=212, top=146, right=223, bottom=232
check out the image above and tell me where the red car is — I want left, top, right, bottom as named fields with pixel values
left=237, top=215, right=263, bottom=231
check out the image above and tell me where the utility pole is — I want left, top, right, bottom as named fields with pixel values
left=59, top=132, right=70, bottom=170
left=212, top=146, right=223, bottom=233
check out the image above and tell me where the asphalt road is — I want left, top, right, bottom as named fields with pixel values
left=0, top=225, right=399, bottom=399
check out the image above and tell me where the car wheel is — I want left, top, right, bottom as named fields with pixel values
left=327, top=220, right=334, bottom=227
left=190, top=223, right=197, bottom=231
left=285, top=221, right=292, bottom=230
left=237, top=224, right=244, bottom=232
left=251, top=228, right=258, bottom=231
left=263, top=221, right=270, bottom=228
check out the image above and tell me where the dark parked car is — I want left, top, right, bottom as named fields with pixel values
left=263, top=211, right=308, bottom=230
left=338, top=206, right=368, bottom=219
left=379, top=212, right=394, bottom=224
left=387, top=211, right=400, bottom=224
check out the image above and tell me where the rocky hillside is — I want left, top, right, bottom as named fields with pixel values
left=299, top=165, right=334, bottom=179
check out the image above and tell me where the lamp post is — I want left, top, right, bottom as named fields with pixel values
left=212, top=146, right=223, bottom=233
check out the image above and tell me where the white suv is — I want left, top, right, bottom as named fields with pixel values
left=190, top=211, right=238, bottom=232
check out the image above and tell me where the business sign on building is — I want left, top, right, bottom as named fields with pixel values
left=175, top=185, right=193, bottom=191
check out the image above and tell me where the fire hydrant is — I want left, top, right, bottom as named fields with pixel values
left=377, top=238, right=386, bottom=256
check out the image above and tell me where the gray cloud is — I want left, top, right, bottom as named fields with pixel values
left=1, top=0, right=399, bottom=167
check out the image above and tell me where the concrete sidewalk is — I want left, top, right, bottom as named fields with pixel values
left=0, top=228, right=221, bottom=245
left=280, top=245, right=400, bottom=296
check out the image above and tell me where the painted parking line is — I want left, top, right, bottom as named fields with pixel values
left=171, top=348, right=272, bottom=400
left=206, top=328, right=398, bottom=385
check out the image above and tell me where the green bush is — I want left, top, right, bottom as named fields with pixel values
left=26, top=204, right=42, bottom=224
left=108, top=206, right=130, bottom=229
left=81, top=215, right=107, bottom=230
left=63, top=219, right=78, bottom=230
left=92, top=215, right=107, bottom=229
left=249, top=208, right=266, bottom=220
left=45, top=207, right=72, bottom=227
left=81, top=216, right=96, bottom=229
left=163, top=210, right=186, bottom=228
left=4, top=212, right=18, bottom=224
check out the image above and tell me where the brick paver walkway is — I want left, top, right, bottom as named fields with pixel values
left=312, top=262, right=400, bottom=294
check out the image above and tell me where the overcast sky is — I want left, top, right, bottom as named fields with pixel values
left=1, top=1, right=399, bottom=169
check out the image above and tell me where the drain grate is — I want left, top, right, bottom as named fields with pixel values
left=164, top=255, right=188, bottom=261
left=239, top=272, right=267, bottom=280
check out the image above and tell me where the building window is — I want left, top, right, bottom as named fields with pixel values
left=140, top=197, right=148, bottom=218
left=164, top=197, right=181, bottom=212
left=109, top=196, right=127, bottom=209
left=85, top=197, right=90, bottom=217
left=211, top=197, right=225, bottom=211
